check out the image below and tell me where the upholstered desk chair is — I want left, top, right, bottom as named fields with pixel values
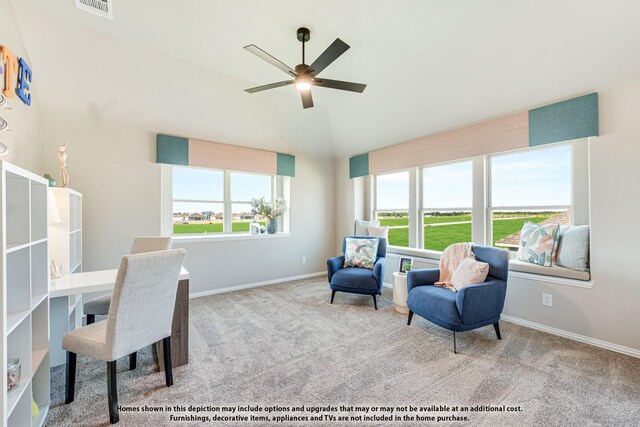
left=406, top=245, right=509, bottom=353
left=63, top=249, right=186, bottom=424
left=327, top=236, right=387, bottom=309
left=84, top=236, right=173, bottom=325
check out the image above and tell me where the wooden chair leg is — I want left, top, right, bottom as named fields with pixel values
left=163, top=337, right=173, bottom=387
left=372, top=295, right=377, bottom=310
left=129, top=352, right=137, bottom=370
left=330, top=290, right=336, bottom=304
left=453, top=331, right=457, bottom=354
left=407, top=310, right=414, bottom=326
left=493, top=322, right=502, bottom=340
left=107, top=361, right=119, bottom=424
left=65, top=352, right=77, bottom=404
left=86, top=314, right=95, bottom=325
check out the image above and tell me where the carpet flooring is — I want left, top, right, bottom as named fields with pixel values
left=46, top=278, right=640, bottom=426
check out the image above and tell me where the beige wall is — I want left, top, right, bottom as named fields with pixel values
left=502, top=79, right=640, bottom=351
left=0, top=0, right=44, bottom=171
left=41, top=112, right=336, bottom=294
left=334, top=78, right=640, bottom=353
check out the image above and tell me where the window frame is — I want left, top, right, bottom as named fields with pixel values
left=486, top=142, right=573, bottom=250
left=373, top=169, right=412, bottom=247
left=166, top=165, right=288, bottom=239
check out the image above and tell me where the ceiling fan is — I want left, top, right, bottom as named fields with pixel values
left=243, top=27, right=366, bottom=109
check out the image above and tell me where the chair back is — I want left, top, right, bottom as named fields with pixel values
left=472, top=245, right=509, bottom=282
left=342, top=236, right=387, bottom=259
left=105, top=249, right=186, bottom=359
left=131, top=236, right=173, bottom=254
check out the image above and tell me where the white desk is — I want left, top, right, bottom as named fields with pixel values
left=49, top=268, right=190, bottom=367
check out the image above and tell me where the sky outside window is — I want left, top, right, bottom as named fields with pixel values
left=491, top=145, right=571, bottom=207
left=423, top=161, right=472, bottom=208
left=376, top=171, right=409, bottom=210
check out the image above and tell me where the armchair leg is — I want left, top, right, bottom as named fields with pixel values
left=163, top=337, right=174, bottom=387
left=107, top=361, right=119, bottom=424
left=86, top=314, right=95, bottom=325
left=330, top=290, right=336, bottom=304
left=129, top=352, right=137, bottom=370
left=407, top=310, right=414, bottom=326
left=453, top=331, right=457, bottom=354
left=372, top=295, right=377, bottom=310
left=493, top=322, right=502, bottom=340
left=65, top=352, right=77, bottom=404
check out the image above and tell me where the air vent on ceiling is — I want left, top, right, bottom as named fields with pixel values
left=74, top=0, right=113, bottom=20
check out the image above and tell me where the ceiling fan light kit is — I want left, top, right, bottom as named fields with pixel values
left=244, top=27, right=366, bottom=109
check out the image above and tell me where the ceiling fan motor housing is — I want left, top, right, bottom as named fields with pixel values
left=297, top=27, right=310, bottom=42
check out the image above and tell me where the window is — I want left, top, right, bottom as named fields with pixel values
left=365, top=140, right=586, bottom=264
left=374, top=171, right=409, bottom=247
left=422, top=161, right=472, bottom=251
left=171, top=166, right=282, bottom=236
left=489, top=144, right=572, bottom=255
left=230, top=172, right=272, bottom=233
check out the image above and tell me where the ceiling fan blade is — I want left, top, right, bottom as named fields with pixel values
left=306, top=38, right=350, bottom=76
left=313, top=78, right=366, bottom=93
left=301, top=90, right=314, bottom=109
left=244, top=44, right=297, bottom=77
left=245, top=80, right=294, bottom=94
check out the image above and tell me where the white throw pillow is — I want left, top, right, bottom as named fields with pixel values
left=355, top=219, right=380, bottom=236
left=555, top=225, right=590, bottom=271
left=368, top=225, right=389, bottom=239
left=450, top=257, right=489, bottom=291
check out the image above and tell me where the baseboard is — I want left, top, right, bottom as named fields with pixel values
left=501, top=314, right=640, bottom=359
left=189, top=271, right=326, bottom=299
left=383, top=281, right=393, bottom=289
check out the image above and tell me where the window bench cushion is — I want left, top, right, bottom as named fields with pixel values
left=509, top=259, right=590, bottom=281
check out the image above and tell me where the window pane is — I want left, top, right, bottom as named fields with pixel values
left=231, top=203, right=264, bottom=233
left=423, top=211, right=472, bottom=251
left=172, top=202, right=223, bottom=234
left=492, top=209, right=571, bottom=255
left=491, top=145, right=571, bottom=207
left=376, top=171, right=409, bottom=210
left=423, top=161, right=472, bottom=208
left=378, top=211, right=409, bottom=247
left=231, top=172, right=272, bottom=202
left=173, top=167, right=223, bottom=201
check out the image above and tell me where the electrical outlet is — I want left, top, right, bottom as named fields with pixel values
left=542, top=293, right=553, bottom=307
left=302, top=256, right=307, bottom=264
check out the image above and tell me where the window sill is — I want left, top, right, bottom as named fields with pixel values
left=172, top=232, right=291, bottom=244
left=385, top=246, right=593, bottom=288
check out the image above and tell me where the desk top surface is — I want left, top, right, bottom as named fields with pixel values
left=50, top=267, right=189, bottom=298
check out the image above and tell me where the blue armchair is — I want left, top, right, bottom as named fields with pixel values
left=406, top=245, right=509, bottom=353
left=327, top=236, right=387, bottom=310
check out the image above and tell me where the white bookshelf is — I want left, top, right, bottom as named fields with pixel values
left=49, top=188, right=83, bottom=275
left=48, top=188, right=83, bottom=367
left=1, top=161, right=50, bottom=427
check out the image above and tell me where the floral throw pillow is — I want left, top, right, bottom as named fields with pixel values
left=517, top=222, right=560, bottom=267
left=343, top=238, right=379, bottom=270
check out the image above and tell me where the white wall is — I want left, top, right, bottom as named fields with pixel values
left=0, top=0, right=44, bottom=171
left=334, top=78, right=640, bottom=354
left=41, top=112, right=336, bottom=293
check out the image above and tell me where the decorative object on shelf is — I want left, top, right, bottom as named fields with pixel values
left=249, top=222, right=261, bottom=235
left=50, top=259, right=62, bottom=279
left=44, top=173, right=56, bottom=187
left=0, top=93, right=10, bottom=109
left=58, top=141, right=69, bottom=187
left=250, top=197, right=286, bottom=234
left=6, top=358, right=20, bottom=392
left=31, top=395, right=39, bottom=418
left=399, top=257, right=413, bottom=274
left=1, top=45, right=33, bottom=106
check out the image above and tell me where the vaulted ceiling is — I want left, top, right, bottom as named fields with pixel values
left=11, top=0, right=640, bottom=159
